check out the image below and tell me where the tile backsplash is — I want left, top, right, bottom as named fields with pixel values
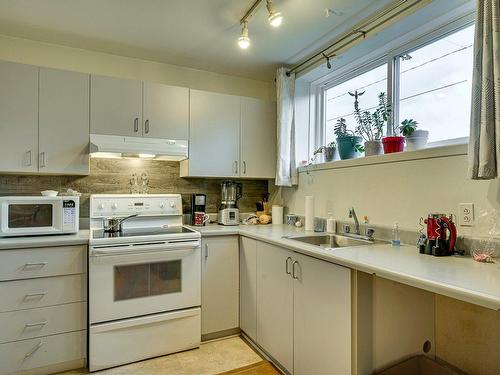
left=0, top=158, right=269, bottom=217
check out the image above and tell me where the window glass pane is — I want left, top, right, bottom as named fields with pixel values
left=325, top=64, right=388, bottom=145
left=399, top=25, right=474, bottom=142
left=114, top=264, right=149, bottom=301
left=150, top=260, right=182, bottom=295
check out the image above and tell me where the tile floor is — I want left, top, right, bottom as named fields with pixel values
left=58, top=336, right=264, bottom=375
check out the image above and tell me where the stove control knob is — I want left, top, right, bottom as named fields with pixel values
left=111, top=203, right=118, bottom=210
left=159, top=202, right=165, bottom=209
left=169, top=201, right=176, bottom=208
left=98, top=203, right=105, bottom=210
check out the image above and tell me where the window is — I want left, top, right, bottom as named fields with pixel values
left=397, top=25, right=475, bottom=143
left=315, top=22, right=475, bottom=158
left=325, top=64, right=388, bottom=145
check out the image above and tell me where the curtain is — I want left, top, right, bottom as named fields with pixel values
left=276, top=67, right=298, bottom=186
left=468, top=0, right=500, bottom=179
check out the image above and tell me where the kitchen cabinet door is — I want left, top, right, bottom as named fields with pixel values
left=90, top=75, right=142, bottom=137
left=39, top=68, right=90, bottom=175
left=293, top=253, right=351, bottom=375
left=240, top=237, right=257, bottom=341
left=256, top=242, right=293, bottom=373
left=240, top=97, right=276, bottom=179
left=143, top=82, right=189, bottom=139
left=201, top=236, right=239, bottom=337
left=0, top=61, right=39, bottom=173
left=185, top=90, right=240, bottom=177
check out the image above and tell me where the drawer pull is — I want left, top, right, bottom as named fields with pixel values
left=24, top=341, right=43, bottom=360
left=24, top=321, right=48, bottom=330
left=24, top=292, right=47, bottom=300
left=23, top=262, right=48, bottom=269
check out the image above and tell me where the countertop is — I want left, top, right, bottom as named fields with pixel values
left=192, top=224, right=500, bottom=310
left=0, top=230, right=90, bottom=250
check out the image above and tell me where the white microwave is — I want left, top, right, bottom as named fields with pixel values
left=0, top=196, right=79, bottom=237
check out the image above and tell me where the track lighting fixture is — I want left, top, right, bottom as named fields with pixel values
left=323, top=53, right=332, bottom=69
left=238, top=21, right=251, bottom=49
left=266, top=0, right=282, bottom=27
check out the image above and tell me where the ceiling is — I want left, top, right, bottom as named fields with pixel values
left=0, top=0, right=393, bottom=81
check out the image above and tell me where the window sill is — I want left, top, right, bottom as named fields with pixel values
left=298, top=143, right=468, bottom=173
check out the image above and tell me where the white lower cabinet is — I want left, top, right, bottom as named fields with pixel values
left=244, top=240, right=351, bottom=374
left=201, top=236, right=239, bottom=337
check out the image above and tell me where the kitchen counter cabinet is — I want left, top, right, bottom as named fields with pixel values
left=201, top=236, right=239, bottom=339
left=239, top=237, right=257, bottom=341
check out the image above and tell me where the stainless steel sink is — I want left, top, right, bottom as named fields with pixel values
left=285, top=234, right=385, bottom=248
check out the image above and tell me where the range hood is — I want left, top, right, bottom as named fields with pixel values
left=90, top=134, right=188, bottom=161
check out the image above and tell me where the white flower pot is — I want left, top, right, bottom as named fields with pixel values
left=364, top=140, right=382, bottom=156
left=406, top=130, right=429, bottom=151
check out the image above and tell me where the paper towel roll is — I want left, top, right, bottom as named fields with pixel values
left=272, top=205, right=283, bottom=225
left=305, top=196, right=314, bottom=231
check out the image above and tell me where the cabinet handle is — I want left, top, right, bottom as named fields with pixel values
left=24, top=292, right=47, bottom=300
left=134, top=117, right=139, bottom=132
left=145, top=119, right=150, bottom=134
left=204, top=243, right=209, bottom=259
left=24, top=321, right=48, bottom=329
left=24, top=341, right=43, bottom=360
left=39, top=152, right=47, bottom=168
left=285, top=256, right=292, bottom=275
left=243, top=161, right=247, bottom=174
left=234, top=161, right=238, bottom=174
left=292, top=261, right=299, bottom=279
left=23, top=262, right=48, bottom=269
left=25, top=150, right=32, bottom=167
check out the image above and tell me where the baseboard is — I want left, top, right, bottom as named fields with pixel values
left=202, top=327, right=241, bottom=342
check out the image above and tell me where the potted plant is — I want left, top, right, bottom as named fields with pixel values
left=399, top=119, right=428, bottom=151
left=310, top=142, right=336, bottom=163
left=334, top=118, right=364, bottom=160
left=382, top=106, right=405, bottom=154
left=353, top=92, right=390, bottom=156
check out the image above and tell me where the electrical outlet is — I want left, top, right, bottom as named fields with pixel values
left=459, top=203, right=474, bottom=226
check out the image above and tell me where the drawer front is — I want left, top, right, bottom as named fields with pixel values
left=0, top=246, right=86, bottom=281
left=0, top=302, right=86, bottom=344
left=0, top=331, right=85, bottom=375
left=0, top=274, right=86, bottom=313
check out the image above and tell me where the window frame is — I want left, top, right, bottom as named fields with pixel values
left=311, top=13, right=475, bottom=159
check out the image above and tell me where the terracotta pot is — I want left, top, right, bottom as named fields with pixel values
left=382, top=136, right=405, bottom=154
left=364, top=140, right=382, bottom=156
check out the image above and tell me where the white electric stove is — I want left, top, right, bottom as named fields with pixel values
left=88, top=194, right=201, bottom=372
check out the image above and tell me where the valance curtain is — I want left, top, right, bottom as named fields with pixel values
left=275, top=67, right=298, bottom=186
left=468, top=0, right=500, bottom=180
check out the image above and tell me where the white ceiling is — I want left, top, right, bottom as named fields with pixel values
left=0, top=0, right=393, bottom=81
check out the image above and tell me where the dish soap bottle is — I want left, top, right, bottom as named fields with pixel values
left=392, top=222, right=401, bottom=247
left=326, top=212, right=336, bottom=233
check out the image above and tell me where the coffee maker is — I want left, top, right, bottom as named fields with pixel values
left=190, top=194, right=206, bottom=225
left=218, top=180, right=242, bottom=226
left=423, top=213, right=457, bottom=256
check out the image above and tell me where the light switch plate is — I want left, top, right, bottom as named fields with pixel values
left=459, top=203, right=474, bottom=226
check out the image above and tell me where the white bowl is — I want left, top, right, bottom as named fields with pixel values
left=41, top=190, right=58, bottom=197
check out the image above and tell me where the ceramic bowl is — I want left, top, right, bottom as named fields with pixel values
left=41, top=190, right=59, bottom=197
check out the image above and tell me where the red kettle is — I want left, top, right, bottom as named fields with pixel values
left=424, top=214, right=457, bottom=256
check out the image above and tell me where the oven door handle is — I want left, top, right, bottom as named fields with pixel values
left=90, top=240, right=200, bottom=257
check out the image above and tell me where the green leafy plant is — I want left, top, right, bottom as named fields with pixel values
left=334, top=118, right=355, bottom=138
left=399, top=119, right=418, bottom=137
left=354, top=92, right=391, bottom=141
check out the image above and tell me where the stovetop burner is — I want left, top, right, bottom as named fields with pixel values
left=92, top=226, right=196, bottom=239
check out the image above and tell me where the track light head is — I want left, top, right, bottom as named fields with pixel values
left=266, top=0, right=283, bottom=27
left=238, top=21, right=250, bottom=49
left=323, top=53, right=332, bottom=69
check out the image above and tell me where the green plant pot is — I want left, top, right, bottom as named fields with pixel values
left=337, top=136, right=363, bottom=160
left=323, top=146, right=335, bottom=162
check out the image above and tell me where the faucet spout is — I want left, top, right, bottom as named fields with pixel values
left=348, top=207, right=360, bottom=235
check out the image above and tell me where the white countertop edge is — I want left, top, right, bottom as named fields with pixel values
left=0, top=230, right=90, bottom=250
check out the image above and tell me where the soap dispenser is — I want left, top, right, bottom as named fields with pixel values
left=392, top=222, right=401, bottom=246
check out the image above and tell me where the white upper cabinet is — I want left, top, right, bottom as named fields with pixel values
left=185, top=89, right=241, bottom=177
left=241, top=97, right=276, bottom=179
left=181, top=91, right=276, bottom=179
left=39, top=68, right=90, bottom=175
left=143, top=82, right=188, bottom=139
left=90, top=75, right=142, bottom=137
left=0, top=61, right=39, bottom=173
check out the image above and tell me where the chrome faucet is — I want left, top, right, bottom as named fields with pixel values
left=348, top=207, right=360, bottom=235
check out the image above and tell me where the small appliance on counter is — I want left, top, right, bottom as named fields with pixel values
left=419, top=213, right=457, bottom=256
left=0, top=195, right=79, bottom=237
left=218, top=180, right=242, bottom=226
left=190, top=193, right=207, bottom=226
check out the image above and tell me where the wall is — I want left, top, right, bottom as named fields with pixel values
left=0, top=158, right=268, bottom=218
left=0, top=34, right=274, bottom=100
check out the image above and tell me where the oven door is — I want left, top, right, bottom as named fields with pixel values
left=89, top=239, right=201, bottom=324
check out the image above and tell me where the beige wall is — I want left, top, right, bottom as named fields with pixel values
left=280, top=152, right=500, bottom=237
left=0, top=34, right=274, bottom=100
